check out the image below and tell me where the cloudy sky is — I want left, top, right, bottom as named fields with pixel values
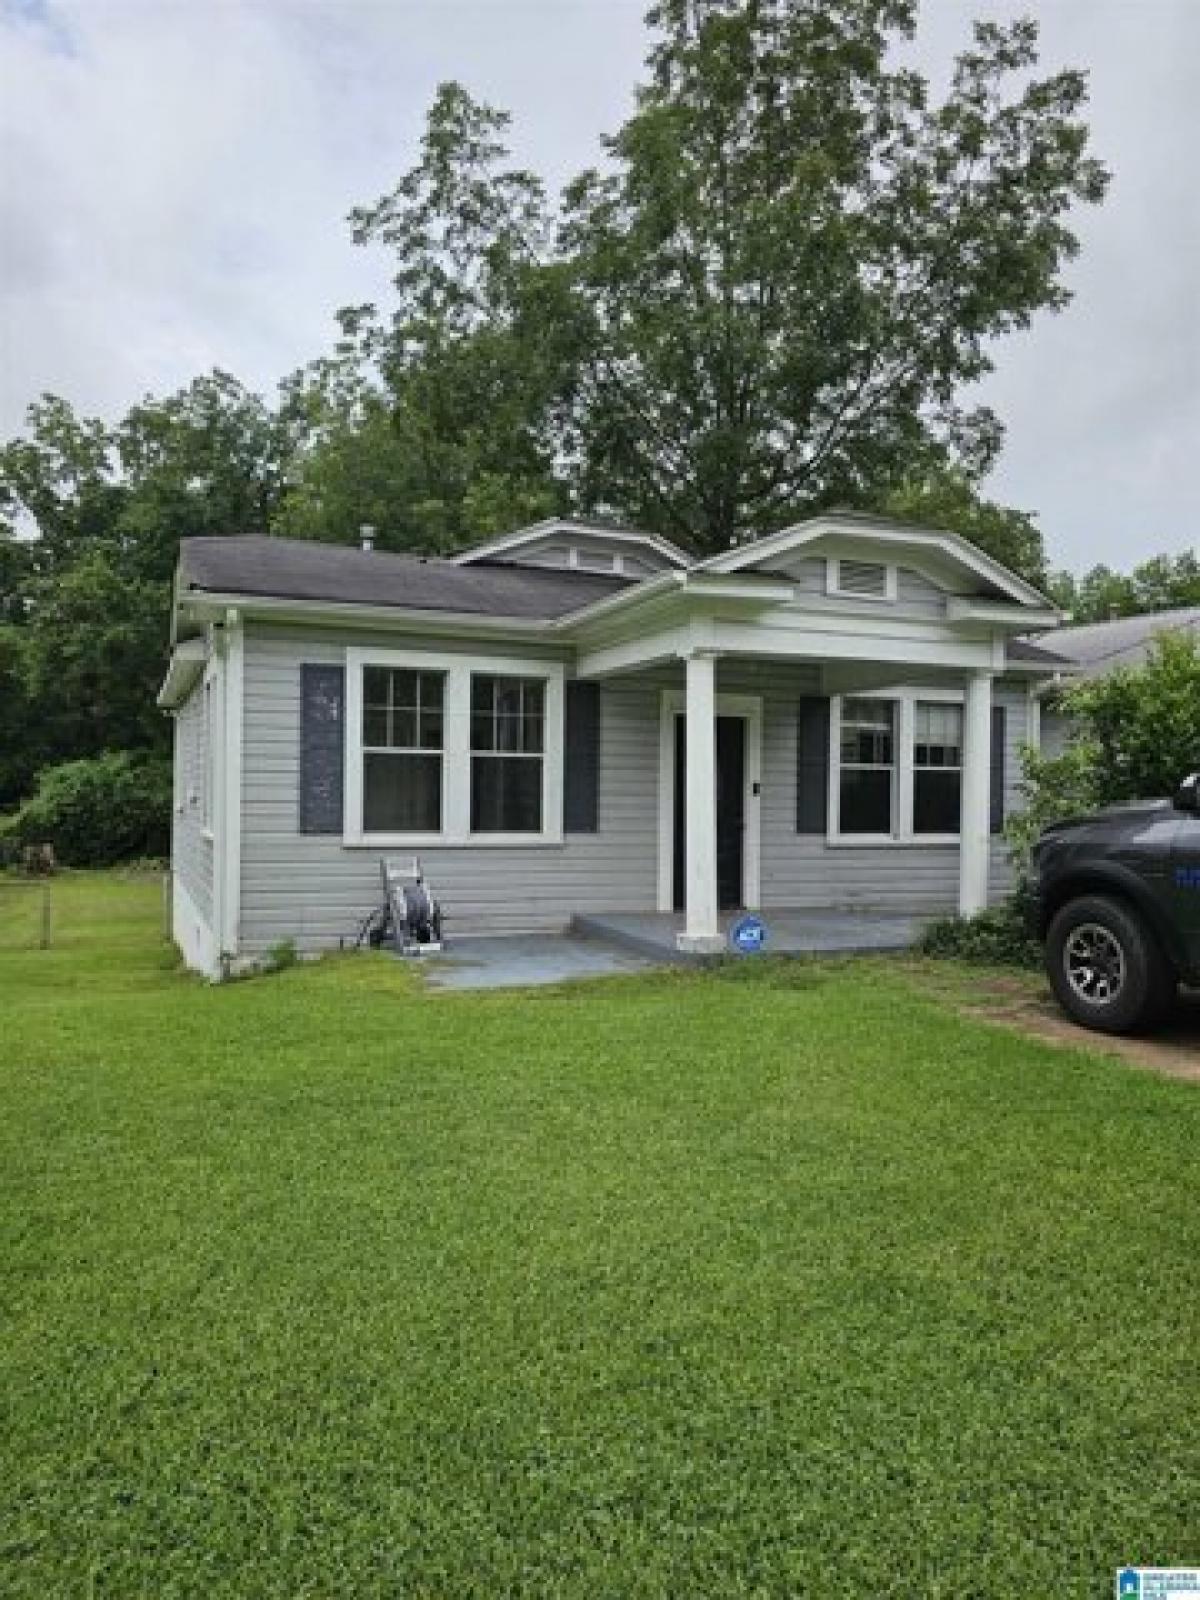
left=1, top=0, right=1196, bottom=575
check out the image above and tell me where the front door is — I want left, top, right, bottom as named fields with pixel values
left=672, top=714, right=746, bottom=912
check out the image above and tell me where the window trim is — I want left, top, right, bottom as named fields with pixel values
left=825, top=556, right=898, bottom=604
left=343, top=647, right=564, bottom=848
left=827, top=687, right=964, bottom=847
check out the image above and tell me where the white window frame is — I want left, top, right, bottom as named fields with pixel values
left=825, top=556, right=898, bottom=603
left=343, top=647, right=565, bottom=848
left=828, top=686, right=964, bottom=846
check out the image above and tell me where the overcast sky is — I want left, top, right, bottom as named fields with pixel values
left=1, top=0, right=1196, bottom=575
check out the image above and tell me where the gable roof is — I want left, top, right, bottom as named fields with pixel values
left=1029, top=606, right=1200, bottom=679
left=177, top=535, right=633, bottom=621
left=451, top=517, right=693, bottom=569
left=695, top=511, right=1057, bottom=612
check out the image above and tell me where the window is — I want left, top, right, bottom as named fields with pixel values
left=838, top=698, right=896, bottom=834
left=913, top=701, right=963, bottom=835
left=470, top=675, right=544, bottom=833
left=361, top=667, right=444, bottom=833
left=830, top=690, right=968, bottom=842
left=344, top=651, right=563, bottom=845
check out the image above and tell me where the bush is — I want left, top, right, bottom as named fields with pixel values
left=0, top=752, right=171, bottom=868
left=919, top=893, right=1041, bottom=969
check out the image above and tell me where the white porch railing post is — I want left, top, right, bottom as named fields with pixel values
left=678, top=649, right=723, bottom=953
left=959, top=669, right=993, bottom=917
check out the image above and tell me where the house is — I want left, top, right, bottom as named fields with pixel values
left=157, top=513, right=1071, bottom=977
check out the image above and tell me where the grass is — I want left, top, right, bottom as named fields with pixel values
left=1, top=874, right=1198, bottom=1598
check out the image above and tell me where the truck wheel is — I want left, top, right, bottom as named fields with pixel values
left=1046, top=895, right=1174, bottom=1036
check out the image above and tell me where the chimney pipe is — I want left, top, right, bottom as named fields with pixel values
left=360, top=524, right=376, bottom=554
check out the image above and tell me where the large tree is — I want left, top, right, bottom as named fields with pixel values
left=560, top=1, right=1107, bottom=552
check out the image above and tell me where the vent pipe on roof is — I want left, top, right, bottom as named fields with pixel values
left=360, top=524, right=376, bottom=554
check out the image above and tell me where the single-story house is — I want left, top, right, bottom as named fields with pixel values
left=158, top=513, right=1074, bottom=978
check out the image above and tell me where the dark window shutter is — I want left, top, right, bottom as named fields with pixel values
left=990, top=704, right=1007, bottom=835
left=299, top=663, right=345, bottom=834
left=797, top=696, right=830, bottom=833
left=563, top=681, right=600, bottom=833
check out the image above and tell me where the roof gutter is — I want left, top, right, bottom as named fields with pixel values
left=176, top=588, right=564, bottom=644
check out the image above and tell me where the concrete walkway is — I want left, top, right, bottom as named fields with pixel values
left=418, top=933, right=657, bottom=992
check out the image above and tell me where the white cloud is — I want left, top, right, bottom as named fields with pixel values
left=0, top=0, right=1195, bottom=573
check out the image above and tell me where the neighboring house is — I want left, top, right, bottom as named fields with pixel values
left=1030, top=607, right=1200, bottom=759
left=158, top=513, right=1070, bottom=977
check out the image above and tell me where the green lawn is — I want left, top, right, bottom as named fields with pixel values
left=1, top=874, right=1197, bottom=1598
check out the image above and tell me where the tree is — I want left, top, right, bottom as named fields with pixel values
left=880, top=468, right=1046, bottom=588
left=1050, top=550, right=1200, bottom=623
left=1009, top=633, right=1200, bottom=867
left=560, top=1, right=1108, bottom=552
left=287, top=83, right=571, bottom=552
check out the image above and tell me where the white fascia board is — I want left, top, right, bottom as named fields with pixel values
left=555, top=571, right=793, bottom=634
left=156, top=637, right=207, bottom=709
left=177, top=590, right=562, bottom=645
left=451, top=518, right=693, bottom=569
left=696, top=515, right=1055, bottom=611
left=947, top=597, right=1063, bottom=628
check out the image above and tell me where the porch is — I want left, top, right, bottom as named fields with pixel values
left=573, top=907, right=931, bottom=964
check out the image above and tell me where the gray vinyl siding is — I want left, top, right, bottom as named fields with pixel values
left=239, top=624, right=1030, bottom=952
left=240, top=624, right=661, bottom=952
left=772, top=557, right=947, bottom=621
left=172, top=679, right=214, bottom=923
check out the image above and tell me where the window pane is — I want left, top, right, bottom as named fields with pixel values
left=391, top=708, right=417, bottom=749
left=840, top=699, right=894, bottom=766
left=915, top=703, right=963, bottom=769
left=496, top=713, right=522, bottom=752
left=914, top=770, right=961, bottom=835
left=418, top=711, right=443, bottom=751
left=522, top=681, right=545, bottom=720
left=388, top=669, right=416, bottom=709
left=419, top=673, right=444, bottom=712
left=363, top=753, right=441, bottom=832
left=363, top=707, right=389, bottom=748
left=839, top=768, right=893, bottom=834
left=363, top=666, right=390, bottom=707
left=471, top=712, right=493, bottom=752
left=524, top=714, right=544, bottom=755
left=471, top=677, right=492, bottom=715
left=496, top=679, right=522, bottom=719
left=471, top=756, right=542, bottom=832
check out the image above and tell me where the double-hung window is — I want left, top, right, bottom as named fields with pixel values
left=362, top=667, right=444, bottom=833
left=470, top=675, right=544, bottom=833
left=837, top=697, right=896, bottom=835
left=831, top=690, right=966, bottom=842
left=912, top=701, right=963, bottom=835
left=346, top=651, right=563, bottom=844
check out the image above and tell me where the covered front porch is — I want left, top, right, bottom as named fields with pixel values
left=573, top=906, right=931, bottom=964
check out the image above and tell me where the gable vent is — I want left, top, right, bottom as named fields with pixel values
left=833, top=559, right=890, bottom=599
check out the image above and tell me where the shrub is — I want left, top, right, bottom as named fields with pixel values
left=919, top=893, right=1041, bottom=970
left=0, top=752, right=171, bottom=868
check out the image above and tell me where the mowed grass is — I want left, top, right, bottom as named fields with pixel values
left=1, top=876, right=1198, bottom=1599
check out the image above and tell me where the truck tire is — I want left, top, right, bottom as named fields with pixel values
left=1046, top=894, right=1175, bottom=1035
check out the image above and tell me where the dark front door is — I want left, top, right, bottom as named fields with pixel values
left=672, top=714, right=746, bottom=912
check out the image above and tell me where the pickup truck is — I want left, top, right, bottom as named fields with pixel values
left=1029, top=772, right=1200, bottom=1034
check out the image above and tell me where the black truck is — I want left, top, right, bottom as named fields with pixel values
left=1029, top=773, right=1200, bottom=1034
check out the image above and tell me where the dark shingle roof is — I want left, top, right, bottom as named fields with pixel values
left=1008, top=637, right=1074, bottom=667
left=1028, top=607, right=1200, bottom=678
left=179, top=535, right=633, bottom=620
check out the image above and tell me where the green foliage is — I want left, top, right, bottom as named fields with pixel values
left=560, top=3, right=1107, bottom=550
left=879, top=468, right=1047, bottom=589
left=1005, top=737, right=1105, bottom=872
left=2, top=873, right=1199, bottom=1596
left=919, top=893, right=1041, bottom=968
left=1, top=752, right=171, bottom=867
left=1008, top=633, right=1200, bottom=873
left=1050, top=550, right=1200, bottom=623
left=265, top=938, right=298, bottom=973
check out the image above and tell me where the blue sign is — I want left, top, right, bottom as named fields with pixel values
left=1118, top=1574, right=1141, bottom=1599
left=730, top=914, right=767, bottom=955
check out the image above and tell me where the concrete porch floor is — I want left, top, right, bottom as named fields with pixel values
left=573, top=907, right=932, bottom=964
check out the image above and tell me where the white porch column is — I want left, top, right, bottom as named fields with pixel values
left=959, top=669, right=993, bottom=917
left=677, top=649, right=723, bottom=953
